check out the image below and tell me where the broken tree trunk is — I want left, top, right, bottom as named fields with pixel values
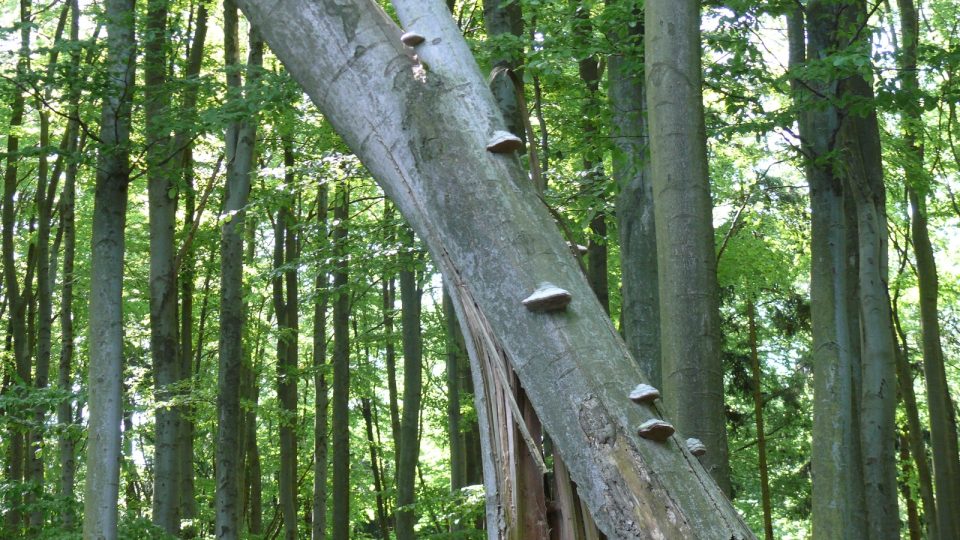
left=234, top=1, right=752, bottom=538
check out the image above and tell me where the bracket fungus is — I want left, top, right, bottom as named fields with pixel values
left=486, top=131, right=524, bottom=153
left=629, top=383, right=661, bottom=404
left=400, top=31, right=426, bottom=47
left=567, top=242, right=589, bottom=255
left=686, top=438, right=707, bottom=457
left=637, top=419, right=675, bottom=442
left=522, top=282, right=572, bottom=312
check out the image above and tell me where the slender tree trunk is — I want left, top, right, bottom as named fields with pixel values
left=237, top=1, right=755, bottom=537
left=444, top=290, right=466, bottom=492
left=747, top=302, right=774, bottom=540
left=312, top=186, right=329, bottom=540
left=215, top=5, right=262, bottom=536
left=275, top=135, right=299, bottom=540
left=56, top=0, right=82, bottom=529
left=396, top=229, right=424, bottom=540
left=330, top=181, right=352, bottom=539
left=383, top=204, right=401, bottom=459
left=82, top=0, right=135, bottom=534
left=898, top=1, right=960, bottom=537
left=900, top=431, right=923, bottom=540
left=177, top=3, right=209, bottom=525
left=2, top=0, right=32, bottom=530
left=608, top=2, right=660, bottom=386
left=362, top=397, right=391, bottom=540
left=645, top=0, right=731, bottom=494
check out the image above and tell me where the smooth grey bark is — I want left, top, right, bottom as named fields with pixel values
left=608, top=3, right=660, bottom=386
left=898, top=1, right=960, bottom=536
left=396, top=229, right=423, bottom=540
left=236, top=1, right=754, bottom=537
left=214, top=5, right=262, bottom=537
left=644, top=0, right=731, bottom=494
left=312, top=186, right=329, bottom=540
left=330, top=182, right=351, bottom=540
left=145, top=0, right=182, bottom=532
left=839, top=66, right=899, bottom=540
left=82, top=0, right=135, bottom=534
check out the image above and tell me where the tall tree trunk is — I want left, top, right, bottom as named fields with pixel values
left=608, top=1, right=660, bottom=385
left=383, top=204, right=401, bottom=460
left=312, top=186, right=329, bottom=540
left=215, top=5, right=263, bottom=536
left=275, top=135, right=299, bottom=540
left=235, top=1, right=754, bottom=537
left=82, top=0, right=135, bottom=534
left=330, top=181, right=352, bottom=539
left=645, top=0, right=731, bottom=494
left=2, top=0, right=32, bottom=530
left=177, top=3, right=209, bottom=525
left=396, top=229, right=424, bottom=540
left=56, top=0, right=82, bottom=529
left=898, top=1, right=960, bottom=537
left=362, top=397, right=391, bottom=540
left=788, top=7, right=867, bottom=537
left=145, top=0, right=182, bottom=532
left=444, top=290, right=466, bottom=493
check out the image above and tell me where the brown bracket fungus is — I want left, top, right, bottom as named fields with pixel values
left=629, top=383, right=661, bottom=404
left=522, top=282, right=572, bottom=312
left=637, top=419, right=675, bottom=442
left=486, top=130, right=524, bottom=153
left=400, top=31, right=426, bottom=47
left=685, top=438, right=707, bottom=457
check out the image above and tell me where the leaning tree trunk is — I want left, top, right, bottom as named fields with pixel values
left=645, top=0, right=731, bottom=494
left=82, top=0, right=135, bottom=535
left=235, top=1, right=754, bottom=538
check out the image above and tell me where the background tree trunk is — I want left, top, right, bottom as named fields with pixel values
left=82, top=0, right=135, bottom=534
left=330, top=182, right=352, bottom=539
left=645, top=0, right=731, bottom=494
left=396, top=229, right=423, bottom=540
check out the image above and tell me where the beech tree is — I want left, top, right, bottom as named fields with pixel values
left=233, top=0, right=752, bottom=537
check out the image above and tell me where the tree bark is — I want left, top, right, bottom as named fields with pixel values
left=645, top=0, right=731, bottom=494
left=145, top=0, right=182, bottom=532
left=214, top=5, right=262, bottom=536
left=608, top=1, right=660, bottom=386
left=747, top=302, right=773, bottom=540
left=235, top=1, right=754, bottom=537
left=788, top=7, right=867, bottom=538
left=82, top=0, right=135, bottom=534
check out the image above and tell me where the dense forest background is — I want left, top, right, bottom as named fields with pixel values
left=0, top=0, right=958, bottom=538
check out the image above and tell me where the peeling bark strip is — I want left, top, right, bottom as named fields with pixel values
left=234, top=1, right=753, bottom=537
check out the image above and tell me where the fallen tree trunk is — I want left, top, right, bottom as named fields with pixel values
left=234, top=1, right=753, bottom=538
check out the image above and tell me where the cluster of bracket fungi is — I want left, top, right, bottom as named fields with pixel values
left=630, top=383, right=708, bottom=456
left=520, top=282, right=707, bottom=458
